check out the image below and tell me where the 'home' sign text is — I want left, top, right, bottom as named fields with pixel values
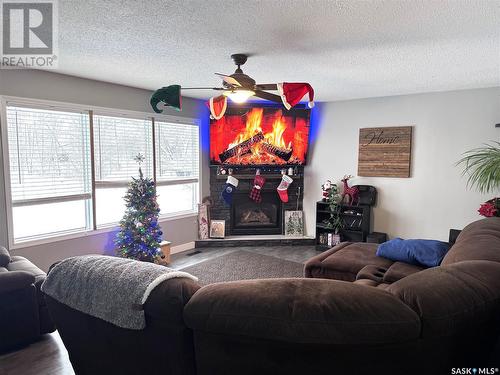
left=358, top=126, right=413, bottom=177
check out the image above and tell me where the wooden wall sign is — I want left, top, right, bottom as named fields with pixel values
left=358, top=126, right=412, bottom=177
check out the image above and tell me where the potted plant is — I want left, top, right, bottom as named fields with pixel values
left=458, top=141, right=500, bottom=217
left=322, top=183, right=344, bottom=245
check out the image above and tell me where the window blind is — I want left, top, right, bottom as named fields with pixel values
left=94, top=115, right=153, bottom=182
left=6, top=106, right=91, bottom=204
left=155, top=120, right=199, bottom=181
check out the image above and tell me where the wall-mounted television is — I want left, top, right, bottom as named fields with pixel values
left=210, top=106, right=311, bottom=166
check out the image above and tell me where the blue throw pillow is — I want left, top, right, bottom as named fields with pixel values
left=376, top=238, right=450, bottom=267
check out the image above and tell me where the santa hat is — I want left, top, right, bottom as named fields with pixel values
left=277, top=82, right=314, bottom=110
left=150, top=85, right=182, bottom=113
left=206, top=95, right=228, bottom=120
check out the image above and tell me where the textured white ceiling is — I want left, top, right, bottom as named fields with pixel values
left=56, top=0, right=500, bottom=101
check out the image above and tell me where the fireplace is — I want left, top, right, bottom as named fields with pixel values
left=230, top=192, right=282, bottom=235
left=208, top=166, right=304, bottom=236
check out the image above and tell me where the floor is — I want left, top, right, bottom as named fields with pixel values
left=0, top=245, right=318, bottom=375
left=0, top=333, right=73, bottom=375
left=170, top=245, right=318, bottom=270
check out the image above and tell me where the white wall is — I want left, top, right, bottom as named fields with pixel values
left=304, top=87, right=500, bottom=241
left=0, top=70, right=210, bottom=271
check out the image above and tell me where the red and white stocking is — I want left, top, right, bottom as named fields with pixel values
left=249, top=174, right=266, bottom=203
left=277, top=175, right=293, bottom=203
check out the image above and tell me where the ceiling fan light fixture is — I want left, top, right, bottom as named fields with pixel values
left=223, top=89, right=255, bottom=104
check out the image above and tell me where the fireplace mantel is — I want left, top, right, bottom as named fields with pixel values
left=215, top=173, right=288, bottom=180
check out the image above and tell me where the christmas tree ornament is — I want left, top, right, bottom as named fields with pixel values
left=249, top=174, right=266, bottom=203
left=150, top=85, right=182, bottom=113
left=277, top=82, right=314, bottom=109
left=277, top=175, right=293, bottom=203
left=206, top=95, right=228, bottom=120
left=221, top=175, right=239, bottom=205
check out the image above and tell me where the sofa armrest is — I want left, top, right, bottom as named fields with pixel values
left=0, top=271, right=36, bottom=294
left=184, top=278, right=420, bottom=345
left=387, top=260, right=500, bottom=337
left=303, top=242, right=352, bottom=278
left=0, top=246, right=11, bottom=267
left=144, top=277, right=200, bottom=324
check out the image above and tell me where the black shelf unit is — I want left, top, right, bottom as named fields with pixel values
left=315, top=201, right=371, bottom=250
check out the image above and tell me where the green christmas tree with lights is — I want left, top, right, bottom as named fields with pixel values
left=115, top=154, right=163, bottom=262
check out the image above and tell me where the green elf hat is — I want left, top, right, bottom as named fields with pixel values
left=150, top=85, right=182, bottom=113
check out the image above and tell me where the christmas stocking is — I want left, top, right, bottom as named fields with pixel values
left=249, top=174, right=266, bottom=203
left=277, top=175, right=293, bottom=203
left=221, top=176, right=239, bottom=205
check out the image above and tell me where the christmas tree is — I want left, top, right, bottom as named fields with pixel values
left=115, top=154, right=163, bottom=262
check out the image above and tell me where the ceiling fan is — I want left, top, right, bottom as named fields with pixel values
left=151, top=54, right=314, bottom=118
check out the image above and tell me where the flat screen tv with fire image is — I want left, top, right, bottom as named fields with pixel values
left=210, top=106, right=311, bottom=166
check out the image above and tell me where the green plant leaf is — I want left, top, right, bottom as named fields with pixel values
left=457, top=141, right=500, bottom=194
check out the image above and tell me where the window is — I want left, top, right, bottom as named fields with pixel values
left=5, top=106, right=92, bottom=242
left=93, top=115, right=153, bottom=227
left=155, top=120, right=199, bottom=216
left=2, top=99, right=200, bottom=246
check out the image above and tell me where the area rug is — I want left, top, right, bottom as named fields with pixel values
left=180, top=250, right=304, bottom=286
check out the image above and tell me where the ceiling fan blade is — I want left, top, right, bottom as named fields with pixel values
left=255, top=84, right=277, bottom=91
left=181, top=87, right=225, bottom=90
left=215, top=73, right=242, bottom=87
left=253, top=90, right=283, bottom=104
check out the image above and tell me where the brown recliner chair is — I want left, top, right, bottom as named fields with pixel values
left=0, top=246, right=55, bottom=352
left=184, top=218, right=500, bottom=375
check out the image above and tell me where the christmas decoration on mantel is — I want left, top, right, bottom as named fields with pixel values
left=221, top=175, right=239, bottom=205
left=115, top=154, right=164, bottom=263
left=150, top=54, right=315, bottom=119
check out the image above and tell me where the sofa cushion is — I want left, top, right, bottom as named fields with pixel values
left=305, top=242, right=393, bottom=281
left=355, top=262, right=424, bottom=287
left=0, top=246, right=11, bottom=267
left=356, top=264, right=387, bottom=283
left=441, top=217, right=500, bottom=265
left=185, top=278, right=421, bottom=345
left=383, top=261, right=423, bottom=283
left=376, top=238, right=450, bottom=267
left=387, top=260, right=500, bottom=338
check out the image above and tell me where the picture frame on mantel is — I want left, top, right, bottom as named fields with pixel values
left=358, top=126, right=413, bottom=177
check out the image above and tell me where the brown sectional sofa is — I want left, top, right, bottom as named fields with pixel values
left=45, top=217, right=500, bottom=375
